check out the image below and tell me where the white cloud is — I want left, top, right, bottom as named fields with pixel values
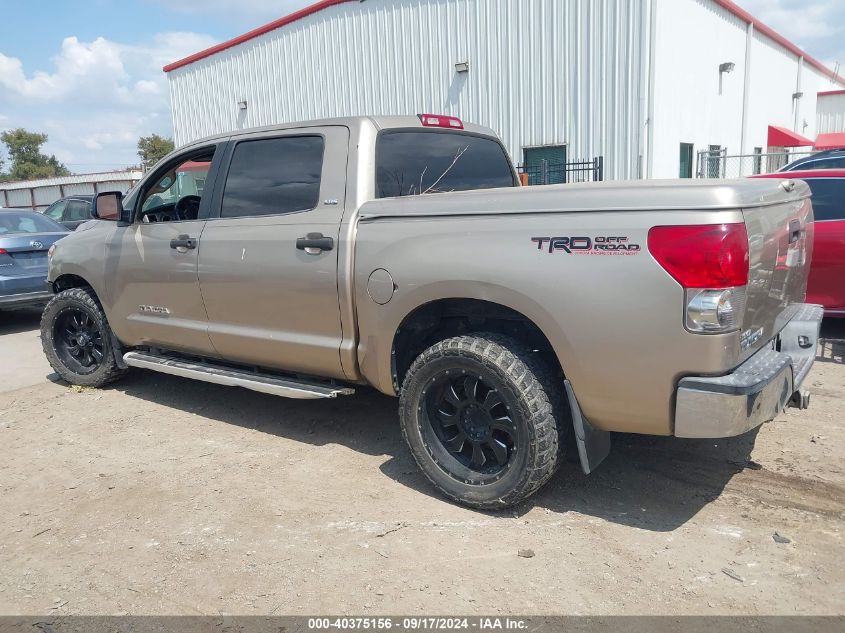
left=739, top=0, right=845, bottom=65
left=0, top=31, right=217, bottom=172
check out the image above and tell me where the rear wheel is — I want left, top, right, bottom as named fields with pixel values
left=41, top=287, right=127, bottom=387
left=399, top=333, right=562, bottom=509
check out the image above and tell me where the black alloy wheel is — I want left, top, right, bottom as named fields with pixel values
left=399, top=333, right=563, bottom=509
left=423, top=371, right=516, bottom=480
left=41, top=287, right=126, bottom=387
left=53, top=307, right=106, bottom=374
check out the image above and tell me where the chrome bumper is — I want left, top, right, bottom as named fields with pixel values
left=674, top=304, right=823, bottom=438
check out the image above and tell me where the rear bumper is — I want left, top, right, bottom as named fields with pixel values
left=674, top=304, right=823, bottom=438
left=0, top=290, right=53, bottom=307
left=0, top=273, right=52, bottom=307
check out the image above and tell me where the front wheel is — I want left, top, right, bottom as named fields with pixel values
left=41, top=287, right=127, bottom=387
left=399, top=333, right=562, bottom=509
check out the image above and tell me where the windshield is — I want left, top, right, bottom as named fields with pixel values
left=376, top=131, right=517, bottom=198
left=0, top=212, right=67, bottom=235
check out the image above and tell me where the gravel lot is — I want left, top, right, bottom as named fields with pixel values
left=1, top=306, right=843, bottom=616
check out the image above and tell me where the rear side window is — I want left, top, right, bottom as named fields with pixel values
left=805, top=179, right=845, bottom=221
left=376, top=131, right=516, bottom=198
left=222, top=136, right=324, bottom=218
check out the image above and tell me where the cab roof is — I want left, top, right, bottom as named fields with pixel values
left=182, top=115, right=499, bottom=151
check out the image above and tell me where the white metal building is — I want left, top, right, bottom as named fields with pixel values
left=164, top=0, right=845, bottom=180
left=816, top=90, right=845, bottom=135
left=0, top=170, right=143, bottom=210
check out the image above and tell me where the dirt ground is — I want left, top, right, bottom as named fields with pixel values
left=1, top=307, right=843, bottom=616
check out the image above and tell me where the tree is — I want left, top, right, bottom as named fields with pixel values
left=137, top=134, right=175, bottom=169
left=0, top=128, right=70, bottom=181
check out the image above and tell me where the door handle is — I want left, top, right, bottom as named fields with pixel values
left=170, top=234, right=197, bottom=250
left=788, top=219, right=801, bottom=245
left=296, top=233, right=334, bottom=254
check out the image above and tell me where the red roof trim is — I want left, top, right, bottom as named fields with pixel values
left=818, top=89, right=845, bottom=97
left=163, top=0, right=356, bottom=72
left=163, top=0, right=845, bottom=85
left=711, top=0, right=843, bottom=85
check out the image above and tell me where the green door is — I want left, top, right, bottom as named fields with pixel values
left=679, top=143, right=693, bottom=178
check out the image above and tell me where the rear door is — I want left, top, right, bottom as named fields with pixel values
left=802, top=178, right=845, bottom=313
left=197, top=126, right=349, bottom=378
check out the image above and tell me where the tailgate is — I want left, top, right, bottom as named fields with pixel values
left=740, top=181, right=814, bottom=360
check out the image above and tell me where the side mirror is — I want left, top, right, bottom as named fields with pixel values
left=94, top=191, right=123, bottom=221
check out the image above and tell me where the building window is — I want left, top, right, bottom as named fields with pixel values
left=753, top=147, right=762, bottom=175
left=679, top=143, right=694, bottom=178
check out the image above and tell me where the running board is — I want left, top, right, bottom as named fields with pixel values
left=122, top=351, right=355, bottom=400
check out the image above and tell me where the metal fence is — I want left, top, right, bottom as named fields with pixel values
left=695, top=149, right=815, bottom=179
left=517, top=157, right=604, bottom=185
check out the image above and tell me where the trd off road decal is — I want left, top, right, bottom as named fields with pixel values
left=530, top=236, right=641, bottom=255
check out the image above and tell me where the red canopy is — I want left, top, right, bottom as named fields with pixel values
left=767, top=125, right=814, bottom=147
left=814, top=132, right=845, bottom=150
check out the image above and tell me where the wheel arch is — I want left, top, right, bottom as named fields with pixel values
left=390, top=297, right=568, bottom=394
left=51, top=273, right=95, bottom=294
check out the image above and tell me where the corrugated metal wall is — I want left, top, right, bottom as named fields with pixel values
left=168, top=0, right=649, bottom=180
left=817, top=93, right=845, bottom=134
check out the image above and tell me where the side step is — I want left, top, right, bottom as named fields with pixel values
left=122, top=351, right=355, bottom=400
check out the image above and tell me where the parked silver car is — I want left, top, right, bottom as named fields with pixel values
left=0, top=209, right=69, bottom=308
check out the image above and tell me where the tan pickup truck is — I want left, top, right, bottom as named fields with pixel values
left=40, top=115, right=822, bottom=508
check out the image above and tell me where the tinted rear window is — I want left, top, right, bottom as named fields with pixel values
left=222, top=136, right=324, bottom=218
left=805, top=179, right=845, bottom=221
left=376, top=131, right=516, bottom=198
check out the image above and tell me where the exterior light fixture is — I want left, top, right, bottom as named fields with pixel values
left=454, top=61, right=469, bottom=73
left=792, top=91, right=804, bottom=100
left=719, top=62, right=735, bottom=74
left=237, top=100, right=248, bottom=110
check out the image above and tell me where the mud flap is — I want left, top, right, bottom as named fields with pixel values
left=111, top=332, right=128, bottom=370
left=564, top=379, right=611, bottom=475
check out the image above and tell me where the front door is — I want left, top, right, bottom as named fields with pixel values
left=104, top=145, right=223, bottom=355
left=197, top=127, right=349, bottom=379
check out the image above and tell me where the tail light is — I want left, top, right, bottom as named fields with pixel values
left=648, top=223, right=749, bottom=333
left=0, top=248, right=7, bottom=255
left=418, top=113, right=464, bottom=129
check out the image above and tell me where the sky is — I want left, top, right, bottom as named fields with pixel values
left=0, top=0, right=843, bottom=174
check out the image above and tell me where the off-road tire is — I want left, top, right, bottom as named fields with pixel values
left=399, top=333, right=563, bottom=510
left=41, top=287, right=127, bottom=387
